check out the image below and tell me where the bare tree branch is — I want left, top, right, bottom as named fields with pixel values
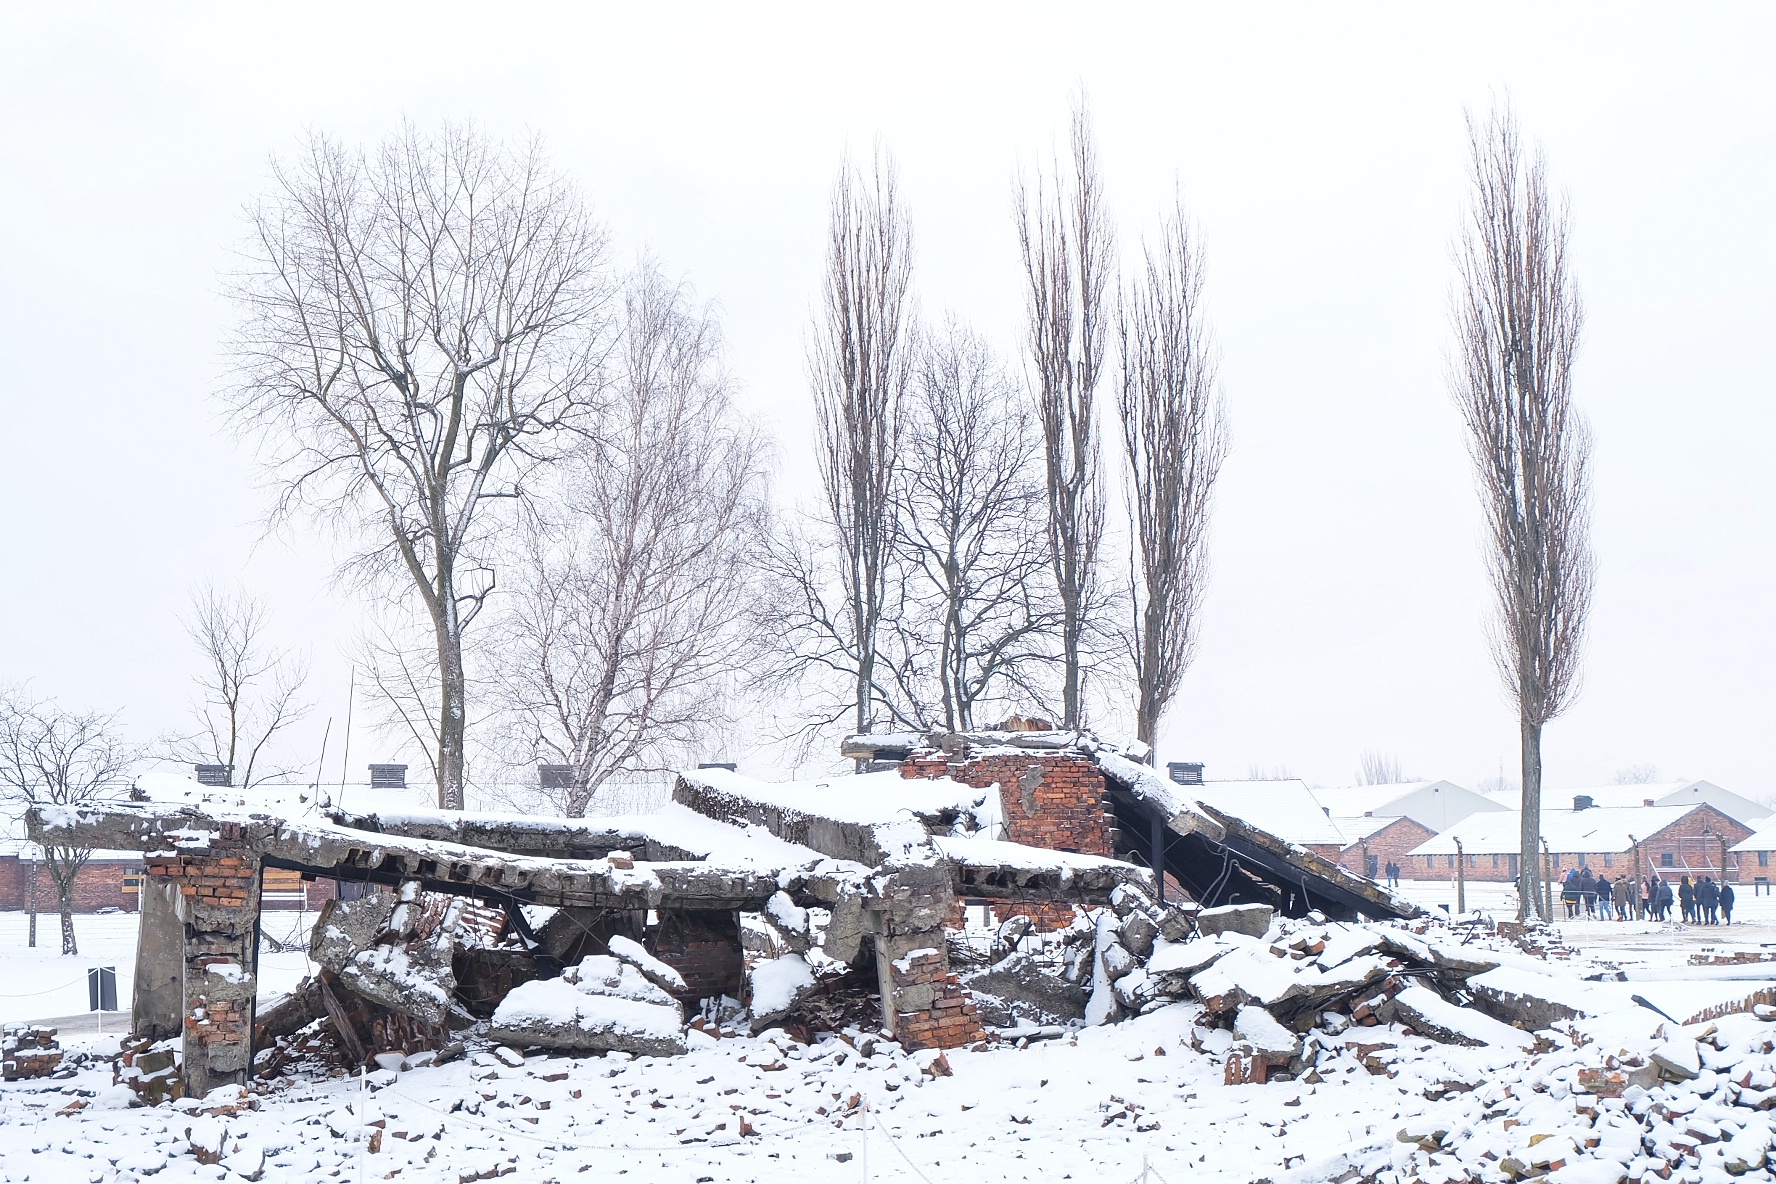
left=489, top=263, right=770, bottom=816
left=226, top=122, right=616, bottom=808
left=165, top=584, right=312, bottom=789
left=1016, top=98, right=1115, bottom=729
left=1115, top=194, right=1227, bottom=755
left=898, top=319, right=1059, bottom=730
left=763, top=148, right=918, bottom=755
left=0, top=689, right=136, bottom=955
left=1449, top=103, right=1593, bottom=920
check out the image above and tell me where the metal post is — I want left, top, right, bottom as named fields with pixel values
left=27, top=853, right=37, bottom=948
left=1454, top=837, right=1466, bottom=915
left=1150, top=811, right=1165, bottom=904
left=1541, top=839, right=1555, bottom=921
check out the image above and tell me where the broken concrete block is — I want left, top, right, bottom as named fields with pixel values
left=821, top=891, right=866, bottom=964
left=1112, top=967, right=1153, bottom=1012
left=309, top=894, right=396, bottom=973
left=1390, top=984, right=1534, bottom=1050
left=1197, top=903, right=1274, bottom=940
left=748, top=954, right=817, bottom=1029
left=607, top=935, right=688, bottom=995
left=489, top=955, right=686, bottom=1056
left=1120, top=911, right=1158, bottom=960
left=1157, top=904, right=1198, bottom=943
left=1234, top=1004, right=1300, bottom=1060
left=1651, top=1038, right=1701, bottom=1081
left=1110, top=883, right=1155, bottom=919
left=966, top=951, right=1088, bottom=1024
left=1467, top=967, right=1593, bottom=1031
left=1100, top=941, right=1138, bottom=982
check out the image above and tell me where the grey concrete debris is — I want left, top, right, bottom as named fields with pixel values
left=488, top=955, right=688, bottom=1057
left=966, top=952, right=1090, bottom=1025
left=1196, top=903, right=1275, bottom=939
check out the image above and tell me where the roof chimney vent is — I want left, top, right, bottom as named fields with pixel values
left=194, top=764, right=232, bottom=787
left=368, top=764, right=407, bottom=790
left=1573, top=794, right=1595, bottom=811
left=1167, top=761, right=1204, bottom=786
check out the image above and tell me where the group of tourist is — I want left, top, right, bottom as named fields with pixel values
left=1557, top=866, right=1735, bottom=924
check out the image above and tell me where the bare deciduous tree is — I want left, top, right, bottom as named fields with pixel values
left=1116, top=198, right=1227, bottom=756
left=1358, top=750, right=1406, bottom=786
left=1450, top=105, right=1594, bottom=921
left=1017, top=101, right=1115, bottom=730
left=0, top=690, right=135, bottom=955
left=168, top=585, right=310, bottom=789
left=229, top=123, right=614, bottom=809
left=897, top=320, right=1057, bottom=731
left=1612, top=763, right=1659, bottom=785
left=493, top=265, right=769, bottom=815
left=764, top=151, right=917, bottom=750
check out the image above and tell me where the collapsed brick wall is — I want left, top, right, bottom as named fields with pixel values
left=142, top=823, right=264, bottom=1097
left=901, top=749, right=1116, bottom=930
left=891, top=949, right=984, bottom=1051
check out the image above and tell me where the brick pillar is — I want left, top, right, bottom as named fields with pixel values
left=144, top=824, right=262, bottom=1098
left=869, top=861, right=984, bottom=1051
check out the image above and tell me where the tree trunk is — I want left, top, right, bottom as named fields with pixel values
left=58, top=881, right=77, bottom=956
left=1061, top=590, right=1082, bottom=730
left=436, top=617, right=467, bottom=811
left=1519, top=714, right=1544, bottom=921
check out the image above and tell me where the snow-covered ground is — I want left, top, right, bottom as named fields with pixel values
left=2, top=895, right=1773, bottom=1182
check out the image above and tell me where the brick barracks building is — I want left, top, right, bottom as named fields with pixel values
left=1406, top=798, right=1755, bottom=884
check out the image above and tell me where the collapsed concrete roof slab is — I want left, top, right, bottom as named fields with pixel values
left=26, top=801, right=788, bottom=913
left=843, top=729, right=1416, bottom=922
left=673, top=769, right=1152, bottom=904
left=324, top=800, right=841, bottom=870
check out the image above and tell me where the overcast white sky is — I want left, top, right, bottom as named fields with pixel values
left=1, top=4, right=1771, bottom=798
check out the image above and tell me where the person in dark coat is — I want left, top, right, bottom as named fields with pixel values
left=1596, top=875, right=1613, bottom=919
left=1578, top=867, right=1598, bottom=918
left=1721, top=881, right=1735, bottom=924
left=1700, top=876, right=1720, bottom=925
left=1656, top=877, right=1675, bottom=921
left=1561, top=869, right=1582, bottom=919
left=1679, top=876, right=1696, bottom=923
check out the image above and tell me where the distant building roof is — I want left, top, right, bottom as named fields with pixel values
left=1411, top=802, right=1746, bottom=858
left=1530, top=781, right=1769, bottom=827
left=1190, top=779, right=1347, bottom=847
left=1312, top=780, right=1503, bottom=831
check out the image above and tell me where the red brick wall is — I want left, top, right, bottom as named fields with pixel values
left=0, top=856, right=137, bottom=912
left=900, top=749, right=1116, bottom=931
left=1336, top=817, right=1438, bottom=879
left=900, top=750, right=1116, bottom=856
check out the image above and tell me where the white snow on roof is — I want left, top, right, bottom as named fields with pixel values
left=1325, top=814, right=1419, bottom=844
left=1729, top=819, right=1776, bottom=854
left=348, top=800, right=844, bottom=871
left=932, top=835, right=1139, bottom=873
left=1093, top=751, right=1225, bottom=836
left=1411, top=804, right=1724, bottom=857
left=1479, top=780, right=1769, bottom=825
left=1188, top=779, right=1347, bottom=846
left=1311, top=782, right=1449, bottom=818
left=683, top=766, right=989, bottom=827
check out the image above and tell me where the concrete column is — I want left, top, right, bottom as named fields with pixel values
left=131, top=876, right=184, bottom=1041
left=147, top=828, right=264, bottom=1099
